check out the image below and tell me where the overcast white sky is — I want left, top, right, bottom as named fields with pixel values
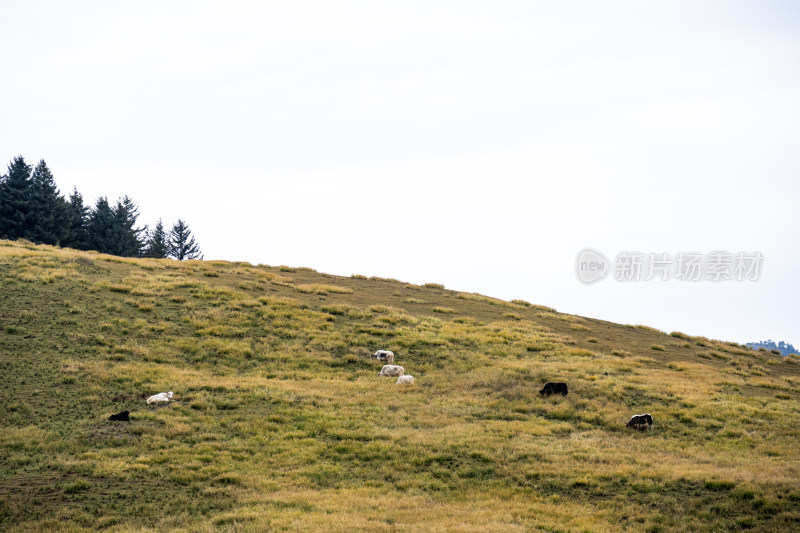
left=2, top=1, right=798, bottom=346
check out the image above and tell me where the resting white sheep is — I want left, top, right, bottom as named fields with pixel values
left=146, top=391, right=174, bottom=405
left=397, top=375, right=415, bottom=384
left=377, top=365, right=404, bottom=377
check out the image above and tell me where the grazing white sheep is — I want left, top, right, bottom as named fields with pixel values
left=371, top=350, right=395, bottom=364
left=397, top=375, right=415, bottom=384
left=377, top=365, right=405, bottom=377
left=146, top=391, right=174, bottom=405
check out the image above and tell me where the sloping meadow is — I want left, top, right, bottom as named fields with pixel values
left=0, top=240, right=799, bottom=532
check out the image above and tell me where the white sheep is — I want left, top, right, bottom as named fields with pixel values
left=146, top=391, right=174, bottom=405
left=377, top=365, right=405, bottom=377
left=396, top=375, right=415, bottom=384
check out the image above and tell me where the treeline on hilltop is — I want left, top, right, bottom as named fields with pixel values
left=746, top=340, right=798, bottom=357
left=0, top=156, right=201, bottom=260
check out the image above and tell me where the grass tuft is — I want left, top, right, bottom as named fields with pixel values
left=295, top=283, right=354, bottom=295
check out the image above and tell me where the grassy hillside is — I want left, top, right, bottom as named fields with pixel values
left=1, top=240, right=799, bottom=532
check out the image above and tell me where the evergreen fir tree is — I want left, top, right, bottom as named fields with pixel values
left=29, top=160, right=70, bottom=245
left=168, top=219, right=202, bottom=260
left=144, top=219, right=169, bottom=258
left=64, top=188, right=90, bottom=250
left=0, top=156, right=34, bottom=240
left=86, top=197, right=116, bottom=254
left=112, top=196, right=146, bottom=257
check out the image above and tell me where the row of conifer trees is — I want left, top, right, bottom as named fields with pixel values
left=0, top=156, right=201, bottom=259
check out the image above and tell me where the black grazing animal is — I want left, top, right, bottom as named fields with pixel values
left=625, top=413, right=653, bottom=430
left=539, top=382, right=568, bottom=396
left=109, top=410, right=130, bottom=422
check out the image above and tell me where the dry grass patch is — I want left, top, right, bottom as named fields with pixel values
left=295, top=283, right=354, bottom=295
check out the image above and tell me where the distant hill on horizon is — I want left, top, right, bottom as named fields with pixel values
left=747, top=339, right=799, bottom=356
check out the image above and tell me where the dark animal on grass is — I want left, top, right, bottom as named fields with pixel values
left=625, top=413, right=653, bottom=430
left=539, top=382, right=568, bottom=396
left=109, top=410, right=130, bottom=422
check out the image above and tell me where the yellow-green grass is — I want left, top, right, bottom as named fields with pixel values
left=1, top=240, right=799, bottom=532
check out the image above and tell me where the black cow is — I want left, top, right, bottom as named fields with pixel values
left=625, top=413, right=653, bottom=430
left=109, top=410, right=130, bottom=422
left=539, top=382, right=568, bottom=396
